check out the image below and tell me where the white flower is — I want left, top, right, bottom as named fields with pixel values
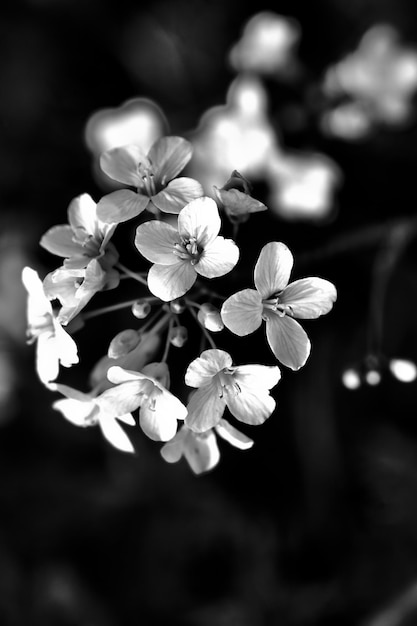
left=49, top=382, right=136, bottom=453
left=160, top=419, right=254, bottom=474
left=135, top=196, right=239, bottom=301
left=106, top=365, right=187, bottom=441
left=22, top=266, right=79, bottom=384
left=96, top=136, right=204, bottom=223
left=184, top=348, right=280, bottom=432
left=40, top=193, right=118, bottom=270
left=221, top=242, right=337, bottom=370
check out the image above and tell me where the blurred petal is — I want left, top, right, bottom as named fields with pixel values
left=36, top=332, right=60, bottom=383
left=135, top=220, right=179, bottom=264
left=280, top=277, right=337, bottom=318
left=52, top=320, right=79, bottom=367
left=178, top=197, right=221, bottom=247
left=196, top=237, right=239, bottom=278
left=183, top=430, right=220, bottom=474
left=221, top=289, right=263, bottom=336
left=100, top=144, right=145, bottom=186
left=265, top=313, right=310, bottom=370
left=185, top=349, right=233, bottom=387
left=53, top=398, right=96, bottom=426
left=254, top=242, right=293, bottom=298
left=99, top=417, right=135, bottom=453
left=147, top=262, right=197, bottom=301
left=215, top=418, right=254, bottom=450
left=185, top=384, right=226, bottom=432
left=160, top=428, right=187, bottom=463
left=97, top=380, right=146, bottom=414
left=152, top=178, right=204, bottom=214
left=40, top=226, right=82, bottom=257
left=139, top=391, right=183, bottom=441
left=96, top=189, right=149, bottom=224
left=149, top=136, right=193, bottom=183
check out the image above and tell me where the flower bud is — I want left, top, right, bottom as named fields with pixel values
left=170, top=298, right=186, bottom=314
left=214, top=170, right=267, bottom=224
left=131, top=299, right=151, bottom=319
left=197, top=303, right=224, bottom=332
left=108, top=329, right=140, bottom=359
left=142, top=361, right=170, bottom=388
left=169, top=325, right=188, bottom=347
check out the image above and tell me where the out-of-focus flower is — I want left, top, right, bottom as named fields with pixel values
left=169, top=325, right=188, bottom=347
left=49, top=382, right=136, bottom=453
left=389, top=358, right=417, bottom=383
left=43, top=259, right=119, bottom=326
left=213, top=170, right=267, bottom=225
left=131, top=299, right=152, bottom=319
left=160, top=418, right=253, bottom=474
left=96, top=136, right=204, bottom=224
left=265, top=151, right=341, bottom=221
left=135, top=197, right=239, bottom=302
left=85, top=97, right=168, bottom=159
left=40, top=193, right=118, bottom=270
left=22, top=267, right=78, bottom=384
left=108, top=329, right=141, bottom=359
left=184, top=348, right=280, bottom=432
left=228, top=11, right=300, bottom=77
left=197, top=303, right=224, bottom=332
left=106, top=365, right=187, bottom=441
left=322, top=24, right=417, bottom=139
left=188, top=76, right=280, bottom=192
left=221, top=242, right=337, bottom=370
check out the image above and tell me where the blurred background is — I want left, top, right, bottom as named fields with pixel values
left=3, top=0, right=417, bottom=624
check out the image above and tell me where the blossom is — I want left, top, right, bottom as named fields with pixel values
left=221, top=242, right=337, bottom=370
left=22, top=266, right=78, bottom=384
left=49, top=382, right=136, bottom=453
left=184, top=348, right=280, bottom=432
left=135, top=196, right=239, bottom=301
left=106, top=364, right=187, bottom=441
left=43, top=259, right=119, bottom=325
left=96, top=136, right=204, bottom=223
left=40, top=193, right=118, bottom=270
left=160, top=419, right=254, bottom=475
left=213, top=170, right=267, bottom=225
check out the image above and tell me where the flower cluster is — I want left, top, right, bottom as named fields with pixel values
left=23, top=135, right=337, bottom=473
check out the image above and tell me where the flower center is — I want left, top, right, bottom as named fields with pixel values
left=173, top=237, right=203, bottom=265
left=262, top=295, right=293, bottom=318
left=217, top=368, right=241, bottom=398
left=137, top=161, right=157, bottom=197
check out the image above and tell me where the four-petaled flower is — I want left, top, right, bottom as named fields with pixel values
left=40, top=193, right=118, bottom=270
left=221, top=241, right=337, bottom=370
left=96, top=136, right=204, bottom=223
left=106, top=365, right=188, bottom=441
left=22, top=266, right=79, bottom=384
left=184, top=348, right=280, bottom=432
left=160, top=419, right=253, bottom=474
left=135, top=196, right=239, bottom=301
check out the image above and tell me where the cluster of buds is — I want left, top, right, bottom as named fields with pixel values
left=23, top=136, right=337, bottom=474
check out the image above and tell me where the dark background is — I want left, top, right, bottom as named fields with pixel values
left=2, top=0, right=417, bottom=624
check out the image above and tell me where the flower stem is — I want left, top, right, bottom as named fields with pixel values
left=186, top=300, right=217, bottom=349
left=116, top=262, right=148, bottom=285
left=160, top=316, right=174, bottom=363
left=83, top=299, right=143, bottom=319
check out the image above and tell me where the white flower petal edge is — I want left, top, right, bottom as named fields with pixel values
left=185, top=349, right=233, bottom=388
left=161, top=426, right=220, bottom=474
left=135, top=220, right=180, bottom=264
left=196, top=237, right=239, bottom=279
left=279, top=277, right=337, bottom=318
left=147, top=262, right=197, bottom=301
left=265, top=313, right=311, bottom=370
left=214, top=419, right=254, bottom=450
left=221, top=289, right=263, bottom=336
left=100, top=144, right=145, bottom=186
left=178, top=196, right=221, bottom=248
left=98, top=416, right=135, bottom=453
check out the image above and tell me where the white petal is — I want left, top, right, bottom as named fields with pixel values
left=225, top=384, right=276, bottom=425
left=36, top=332, right=60, bottom=384
left=139, top=395, right=179, bottom=442
left=254, top=242, right=293, bottom=299
left=49, top=383, right=91, bottom=402
left=135, top=220, right=179, bottom=264
left=152, top=178, right=204, bottom=214
left=117, top=413, right=136, bottom=426
left=183, top=429, right=220, bottom=474
left=97, top=381, right=146, bottom=414
left=215, top=418, right=254, bottom=450
left=178, top=197, right=221, bottom=247
left=233, top=364, right=281, bottom=390
left=106, top=365, right=145, bottom=384
left=265, top=312, right=310, bottom=370
left=53, top=398, right=97, bottom=426
left=22, top=266, right=52, bottom=322
left=280, top=277, right=337, bottom=318
left=67, top=193, right=99, bottom=238
left=149, top=136, right=193, bottom=183
left=100, top=144, right=144, bottom=186
left=99, top=417, right=135, bottom=453
left=96, top=189, right=149, bottom=224
left=52, top=320, right=79, bottom=367
left=221, top=289, right=263, bottom=336
left=196, top=237, right=239, bottom=278
left=147, top=262, right=196, bottom=301
left=185, top=349, right=232, bottom=388
left=160, top=428, right=187, bottom=463
left=185, top=384, right=226, bottom=432
left=40, top=225, right=83, bottom=258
